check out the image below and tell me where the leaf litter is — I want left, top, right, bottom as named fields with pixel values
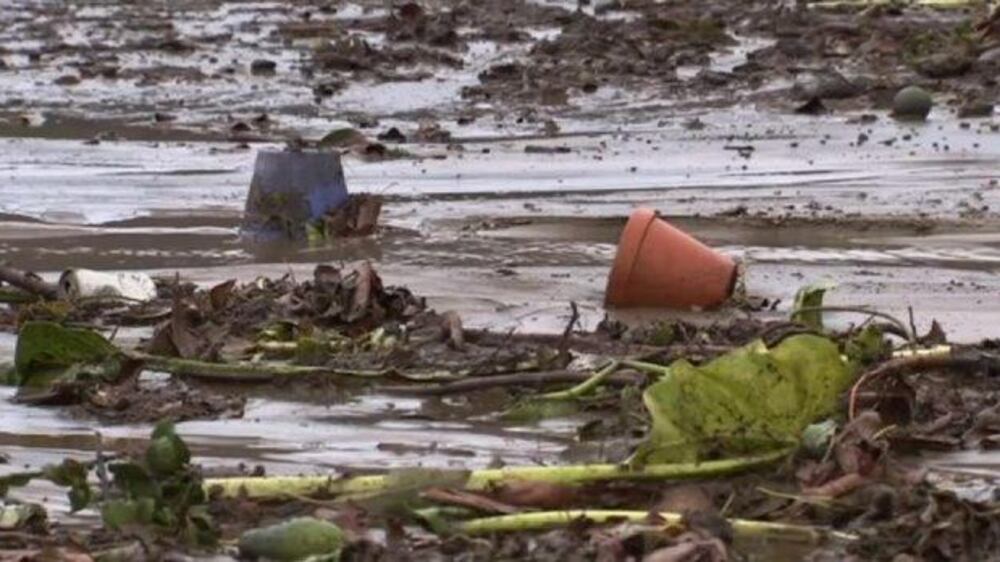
left=3, top=263, right=1000, bottom=560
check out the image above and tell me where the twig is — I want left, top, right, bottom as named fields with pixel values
left=131, top=352, right=390, bottom=382
left=847, top=347, right=999, bottom=419
left=381, top=370, right=644, bottom=396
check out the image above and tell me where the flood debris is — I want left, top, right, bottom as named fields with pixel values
left=3, top=264, right=1000, bottom=560
left=241, top=149, right=350, bottom=240
left=605, top=209, right=737, bottom=309
left=58, top=269, right=157, bottom=303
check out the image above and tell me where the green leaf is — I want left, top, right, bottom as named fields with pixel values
left=43, top=459, right=93, bottom=511
left=102, top=498, right=156, bottom=529
left=43, top=459, right=89, bottom=487
left=801, top=419, right=838, bottom=458
left=844, top=324, right=890, bottom=367
left=0, top=472, right=36, bottom=497
left=146, top=422, right=191, bottom=477
left=791, top=281, right=837, bottom=331
left=68, top=484, right=93, bottom=512
left=109, top=463, right=159, bottom=500
left=633, top=334, right=856, bottom=464
left=239, top=517, right=344, bottom=562
left=14, top=321, right=118, bottom=387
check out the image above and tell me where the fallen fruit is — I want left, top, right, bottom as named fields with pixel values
left=239, top=517, right=344, bottom=561
left=892, top=86, right=933, bottom=121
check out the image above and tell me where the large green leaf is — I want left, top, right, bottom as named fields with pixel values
left=13, top=321, right=119, bottom=387
left=633, top=334, right=855, bottom=464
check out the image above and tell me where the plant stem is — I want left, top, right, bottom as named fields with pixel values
left=621, top=359, right=671, bottom=377
left=382, top=370, right=645, bottom=396
left=131, top=353, right=389, bottom=382
left=455, top=509, right=857, bottom=544
left=203, top=449, right=791, bottom=500
left=793, top=306, right=917, bottom=345
left=538, top=361, right=621, bottom=400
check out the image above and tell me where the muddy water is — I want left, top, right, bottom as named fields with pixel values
left=2, top=124, right=999, bottom=526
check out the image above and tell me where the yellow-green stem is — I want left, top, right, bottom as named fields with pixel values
left=203, top=449, right=791, bottom=500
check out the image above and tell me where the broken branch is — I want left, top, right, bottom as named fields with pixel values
left=0, top=264, right=59, bottom=300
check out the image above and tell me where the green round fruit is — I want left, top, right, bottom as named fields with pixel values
left=239, top=517, right=344, bottom=561
left=892, top=86, right=933, bottom=121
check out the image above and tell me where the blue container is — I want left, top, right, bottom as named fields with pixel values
left=241, top=149, right=349, bottom=239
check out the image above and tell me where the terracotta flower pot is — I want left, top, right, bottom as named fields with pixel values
left=605, top=208, right=737, bottom=309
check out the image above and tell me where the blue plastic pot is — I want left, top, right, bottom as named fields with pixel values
left=241, top=149, right=349, bottom=239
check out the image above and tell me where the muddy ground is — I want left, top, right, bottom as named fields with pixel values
left=1, top=0, right=1000, bottom=560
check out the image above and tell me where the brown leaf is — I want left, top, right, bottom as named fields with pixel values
left=440, top=311, right=465, bottom=350
left=314, top=265, right=342, bottom=286
left=834, top=410, right=885, bottom=476
left=208, top=279, right=236, bottom=311
left=655, top=485, right=714, bottom=515
left=802, top=472, right=868, bottom=498
left=642, top=532, right=727, bottom=562
left=490, top=480, right=577, bottom=510
left=422, top=487, right=518, bottom=514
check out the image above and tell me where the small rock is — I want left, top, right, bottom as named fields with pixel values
left=696, top=69, right=732, bottom=86
left=915, top=52, right=972, bottom=79
left=376, top=127, right=406, bottom=143
left=795, top=96, right=827, bottom=115
left=892, top=86, right=933, bottom=121
left=54, top=74, right=80, bottom=86
left=251, top=113, right=271, bottom=127
left=313, top=81, right=343, bottom=98
left=413, top=121, right=451, bottom=143
left=683, top=117, right=706, bottom=130
left=250, top=59, right=277, bottom=76
left=542, top=119, right=560, bottom=137
left=153, top=112, right=176, bottom=123
left=957, top=101, right=993, bottom=119
left=524, top=145, right=571, bottom=154
left=978, top=46, right=1000, bottom=65
left=792, top=69, right=862, bottom=100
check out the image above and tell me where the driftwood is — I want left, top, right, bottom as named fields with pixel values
left=0, top=264, right=59, bottom=300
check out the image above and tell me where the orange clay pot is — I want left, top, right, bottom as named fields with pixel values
left=605, top=208, right=737, bottom=309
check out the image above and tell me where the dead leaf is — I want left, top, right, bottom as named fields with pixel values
left=490, top=480, right=577, bottom=510
left=803, top=472, right=868, bottom=498
left=422, top=487, right=518, bottom=514
left=440, top=311, right=464, bottom=350
left=655, top=485, right=714, bottom=515
left=642, top=531, right=727, bottom=562
left=208, top=279, right=236, bottom=311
